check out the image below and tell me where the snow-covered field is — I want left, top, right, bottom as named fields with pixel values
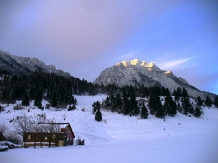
left=1, top=95, right=218, bottom=163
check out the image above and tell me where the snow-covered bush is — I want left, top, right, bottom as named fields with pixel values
left=13, top=104, right=24, bottom=110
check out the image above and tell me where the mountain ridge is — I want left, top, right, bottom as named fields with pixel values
left=94, top=59, right=215, bottom=99
left=0, top=50, right=71, bottom=78
left=0, top=51, right=216, bottom=100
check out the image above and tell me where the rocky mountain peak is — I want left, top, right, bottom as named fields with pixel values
left=115, top=59, right=160, bottom=71
left=94, top=59, right=215, bottom=99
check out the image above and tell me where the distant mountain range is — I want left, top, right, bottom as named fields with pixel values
left=0, top=50, right=71, bottom=78
left=94, top=59, right=216, bottom=100
left=0, top=51, right=216, bottom=100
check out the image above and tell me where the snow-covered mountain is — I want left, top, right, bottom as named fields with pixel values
left=94, top=59, right=215, bottom=99
left=0, top=50, right=71, bottom=78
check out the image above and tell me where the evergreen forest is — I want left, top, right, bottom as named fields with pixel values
left=0, top=72, right=217, bottom=120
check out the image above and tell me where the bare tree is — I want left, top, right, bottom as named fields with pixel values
left=0, top=123, right=9, bottom=135
left=12, top=113, right=61, bottom=147
left=37, top=119, right=61, bottom=147
left=5, top=130, right=22, bottom=144
left=13, top=113, right=35, bottom=147
left=39, top=119, right=60, bottom=133
left=14, top=113, right=34, bottom=135
left=0, top=123, right=22, bottom=144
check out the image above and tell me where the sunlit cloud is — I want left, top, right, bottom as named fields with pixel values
left=158, top=57, right=193, bottom=70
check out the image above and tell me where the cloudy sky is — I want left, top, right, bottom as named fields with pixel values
left=0, top=0, right=218, bottom=94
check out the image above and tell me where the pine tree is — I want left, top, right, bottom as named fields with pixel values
left=205, top=96, right=212, bottom=107
left=163, top=96, right=171, bottom=114
left=177, top=87, right=182, bottom=97
left=165, top=88, right=171, bottom=96
left=168, top=100, right=177, bottom=117
left=92, top=102, right=96, bottom=113
left=95, top=109, right=102, bottom=122
left=114, top=93, right=122, bottom=112
left=34, top=94, right=39, bottom=106
left=121, top=98, right=129, bottom=115
left=161, top=87, right=171, bottom=96
left=22, top=90, right=29, bottom=106
left=148, top=95, right=156, bottom=115
left=96, top=101, right=101, bottom=110
left=47, top=88, right=50, bottom=98
left=177, top=102, right=182, bottom=113
left=2, top=89, right=6, bottom=99
left=182, top=87, right=188, bottom=97
left=155, top=96, right=165, bottom=119
left=51, top=92, right=57, bottom=107
left=189, top=105, right=194, bottom=114
left=109, top=92, right=115, bottom=112
left=172, top=89, right=177, bottom=96
left=121, top=89, right=129, bottom=115
left=197, top=96, right=203, bottom=107
left=214, top=96, right=218, bottom=108
left=164, top=96, right=177, bottom=117
left=141, top=103, right=149, bottom=119
left=72, top=104, right=76, bottom=110
left=182, top=97, right=191, bottom=115
left=104, top=96, right=111, bottom=109
left=74, top=98, right=77, bottom=105
left=68, top=104, right=76, bottom=111
left=132, top=102, right=140, bottom=116
left=129, top=90, right=136, bottom=116
left=194, top=106, right=202, bottom=117
left=38, top=95, right=43, bottom=109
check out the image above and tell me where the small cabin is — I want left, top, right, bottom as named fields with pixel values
left=23, top=123, right=75, bottom=148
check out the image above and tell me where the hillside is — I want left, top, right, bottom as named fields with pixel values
left=0, top=95, right=218, bottom=163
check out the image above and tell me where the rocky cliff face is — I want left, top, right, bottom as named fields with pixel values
left=0, top=50, right=71, bottom=78
left=94, top=59, right=215, bottom=99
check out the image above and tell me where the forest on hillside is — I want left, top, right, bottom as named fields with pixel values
left=0, top=72, right=217, bottom=117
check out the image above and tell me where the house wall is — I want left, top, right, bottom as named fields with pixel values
left=23, top=132, right=74, bottom=147
left=23, top=123, right=75, bottom=148
left=23, top=133, right=66, bottom=148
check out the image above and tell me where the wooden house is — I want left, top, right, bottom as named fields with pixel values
left=23, top=123, right=75, bottom=148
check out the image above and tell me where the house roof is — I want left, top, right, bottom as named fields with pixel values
left=65, top=124, right=75, bottom=138
left=33, top=122, right=75, bottom=138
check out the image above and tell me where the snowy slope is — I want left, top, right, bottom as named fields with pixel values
left=0, top=95, right=218, bottom=163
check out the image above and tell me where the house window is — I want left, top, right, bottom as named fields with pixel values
left=52, top=134, right=56, bottom=139
left=28, top=135, right=31, bottom=140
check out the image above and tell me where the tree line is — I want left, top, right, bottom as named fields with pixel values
left=93, top=86, right=218, bottom=122
left=0, top=72, right=217, bottom=112
left=0, top=72, right=104, bottom=108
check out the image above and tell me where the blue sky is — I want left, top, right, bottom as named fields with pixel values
left=0, top=0, right=217, bottom=94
